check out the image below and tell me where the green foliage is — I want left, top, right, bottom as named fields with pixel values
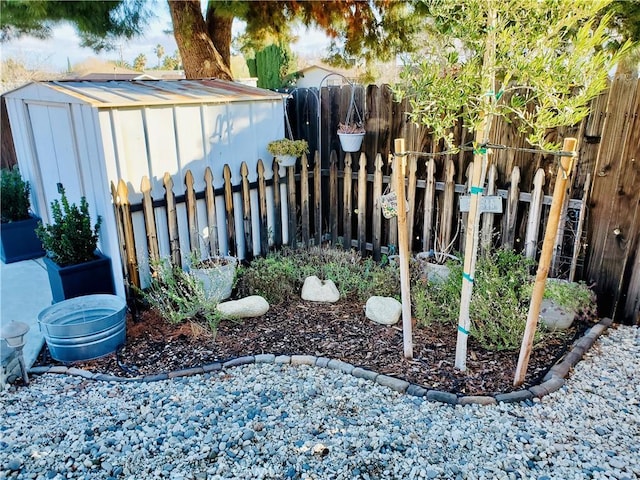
left=523, top=278, right=596, bottom=314
left=237, top=247, right=399, bottom=304
left=0, top=0, right=152, bottom=51
left=35, top=187, right=101, bottom=266
left=267, top=139, right=309, bottom=157
left=394, top=0, right=632, bottom=151
left=236, top=253, right=298, bottom=305
left=249, top=43, right=294, bottom=90
left=470, top=250, right=537, bottom=351
left=412, top=261, right=463, bottom=327
left=142, top=257, right=223, bottom=334
left=412, top=249, right=541, bottom=352
left=1, top=168, right=30, bottom=223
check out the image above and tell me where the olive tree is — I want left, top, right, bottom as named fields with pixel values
left=394, top=0, right=632, bottom=373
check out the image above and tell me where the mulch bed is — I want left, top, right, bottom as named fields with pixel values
left=33, top=298, right=590, bottom=396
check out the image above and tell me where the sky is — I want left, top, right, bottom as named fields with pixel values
left=1, top=3, right=330, bottom=73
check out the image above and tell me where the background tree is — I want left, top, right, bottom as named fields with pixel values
left=1, top=0, right=421, bottom=80
left=394, top=0, right=633, bottom=372
left=154, top=43, right=165, bottom=68
left=133, top=53, right=146, bottom=72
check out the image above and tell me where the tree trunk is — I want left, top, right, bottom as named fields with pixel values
left=206, top=4, right=232, bottom=69
left=168, top=0, right=232, bottom=80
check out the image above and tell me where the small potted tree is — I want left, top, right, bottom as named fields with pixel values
left=0, top=168, right=45, bottom=263
left=36, top=187, right=115, bottom=302
left=267, top=138, right=309, bottom=167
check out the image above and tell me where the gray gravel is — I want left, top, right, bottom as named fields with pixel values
left=1, top=326, right=639, bottom=480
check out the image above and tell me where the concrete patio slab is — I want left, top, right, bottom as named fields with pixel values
left=1, top=258, right=51, bottom=375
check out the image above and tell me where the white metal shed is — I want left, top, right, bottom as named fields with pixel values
left=3, top=79, right=285, bottom=296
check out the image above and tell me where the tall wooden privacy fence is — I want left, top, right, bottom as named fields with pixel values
left=111, top=150, right=587, bottom=289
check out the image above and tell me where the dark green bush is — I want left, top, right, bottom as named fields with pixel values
left=1, top=168, right=30, bottom=223
left=36, top=187, right=102, bottom=266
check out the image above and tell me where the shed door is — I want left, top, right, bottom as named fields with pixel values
left=27, top=103, right=83, bottom=212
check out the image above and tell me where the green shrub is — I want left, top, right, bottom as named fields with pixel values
left=142, top=257, right=223, bottom=334
left=412, top=261, right=463, bottom=327
left=1, top=168, right=30, bottom=223
left=237, top=247, right=400, bottom=304
left=236, top=253, right=299, bottom=304
left=35, top=187, right=101, bottom=266
left=412, top=248, right=545, bottom=352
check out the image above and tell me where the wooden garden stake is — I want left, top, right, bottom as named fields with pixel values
left=514, top=137, right=578, bottom=387
left=395, top=138, right=413, bottom=360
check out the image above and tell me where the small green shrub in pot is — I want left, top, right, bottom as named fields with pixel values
left=35, top=187, right=102, bottom=266
left=1, top=168, right=31, bottom=223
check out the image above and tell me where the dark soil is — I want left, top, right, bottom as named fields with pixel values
left=34, top=298, right=590, bottom=396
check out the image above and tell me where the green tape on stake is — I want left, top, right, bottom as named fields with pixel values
left=463, top=272, right=474, bottom=283
left=470, top=186, right=484, bottom=195
left=495, top=90, right=504, bottom=100
left=473, top=148, right=487, bottom=155
left=458, top=325, right=470, bottom=335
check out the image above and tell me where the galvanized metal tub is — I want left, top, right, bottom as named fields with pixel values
left=38, top=294, right=127, bottom=362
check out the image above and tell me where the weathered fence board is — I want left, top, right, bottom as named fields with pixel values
left=113, top=147, right=589, bottom=293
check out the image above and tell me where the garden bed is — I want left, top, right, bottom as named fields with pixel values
left=33, top=298, right=589, bottom=396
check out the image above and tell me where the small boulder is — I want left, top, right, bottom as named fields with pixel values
left=301, top=276, right=340, bottom=303
left=539, top=298, right=575, bottom=330
left=366, top=296, right=402, bottom=325
left=216, top=295, right=269, bottom=319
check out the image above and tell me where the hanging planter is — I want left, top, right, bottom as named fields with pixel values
left=267, top=94, right=308, bottom=167
left=337, top=85, right=366, bottom=152
left=338, top=130, right=365, bottom=152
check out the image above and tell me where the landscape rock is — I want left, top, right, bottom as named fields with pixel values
left=216, top=295, right=269, bottom=319
left=301, top=276, right=340, bottom=302
left=365, top=296, right=401, bottom=325
left=540, top=298, right=575, bottom=330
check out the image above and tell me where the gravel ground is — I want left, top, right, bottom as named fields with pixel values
left=1, top=325, right=639, bottom=480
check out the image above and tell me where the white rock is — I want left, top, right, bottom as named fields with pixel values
left=365, top=296, right=402, bottom=325
left=301, top=276, right=340, bottom=303
left=216, top=295, right=269, bottom=319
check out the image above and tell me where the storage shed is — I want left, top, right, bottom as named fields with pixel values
left=3, top=79, right=285, bottom=296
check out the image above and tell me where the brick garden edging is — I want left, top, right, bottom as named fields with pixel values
left=28, top=317, right=613, bottom=406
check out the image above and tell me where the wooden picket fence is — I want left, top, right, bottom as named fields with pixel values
left=111, top=148, right=588, bottom=290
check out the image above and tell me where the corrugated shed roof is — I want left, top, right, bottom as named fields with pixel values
left=31, top=79, right=283, bottom=107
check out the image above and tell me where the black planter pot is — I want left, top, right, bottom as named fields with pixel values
left=0, top=214, right=45, bottom=264
left=44, top=251, right=115, bottom=303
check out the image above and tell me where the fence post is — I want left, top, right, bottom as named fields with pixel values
left=204, top=167, right=219, bottom=256
left=272, top=159, right=282, bottom=248
left=329, top=150, right=339, bottom=245
left=423, top=159, right=436, bottom=252
left=140, top=176, right=159, bottom=263
left=163, top=172, right=181, bottom=267
left=372, top=153, right=383, bottom=260
left=300, top=154, right=310, bottom=246
left=223, top=165, right=236, bottom=257
left=241, top=162, right=253, bottom=259
left=502, top=166, right=521, bottom=250
left=357, top=152, right=367, bottom=254
left=343, top=153, right=353, bottom=250
left=184, top=170, right=199, bottom=254
left=257, top=160, right=269, bottom=255
left=525, top=169, right=546, bottom=259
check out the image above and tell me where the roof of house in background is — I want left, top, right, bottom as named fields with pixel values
left=61, top=67, right=185, bottom=82
left=2, top=79, right=283, bottom=108
left=294, top=64, right=358, bottom=81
